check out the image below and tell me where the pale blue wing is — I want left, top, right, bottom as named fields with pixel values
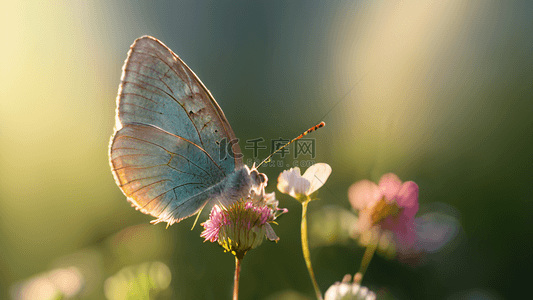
left=110, top=36, right=242, bottom=224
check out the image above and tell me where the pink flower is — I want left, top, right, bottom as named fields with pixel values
left=348, top=173, right=419, bottom=253
left=200, top=196, right=285, bottom=259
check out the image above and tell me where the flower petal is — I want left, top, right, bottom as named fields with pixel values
left=391, top=216, right=417, bottom=253
left=264, top=223, right=279, bottom=241
left=277, top=167, right=300, bottom=193
left=378, top=173, right=402, bottom=202
left=277, top=167, right=310, bottom=198
left=355, top=209, right=373, bottom=233
left=348, top=180, right=380, bottom=210
left=302, top=163, right=332, bottom=195
left=396, top=181, right=419, bottom=219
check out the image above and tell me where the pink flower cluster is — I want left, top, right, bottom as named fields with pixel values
left=201, top=201, right=275, bottom=242
left=349, top=173, right=419, bottom=253
left=200, top=197, right=284, bottom=258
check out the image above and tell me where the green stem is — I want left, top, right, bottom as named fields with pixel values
left=301, top=199, right=323, bottom=300
left=233, top=256, right=241, bottom=300
left=357, top=240, right=377, bottom=282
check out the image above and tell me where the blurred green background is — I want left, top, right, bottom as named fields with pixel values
left=1, top=1, right=532, bottom=299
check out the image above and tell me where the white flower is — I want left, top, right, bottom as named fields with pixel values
left=324, top=274, right=376, bottom=300
left=277, top=163, right=332, bottom=202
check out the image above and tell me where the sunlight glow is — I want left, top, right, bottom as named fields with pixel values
left=327, top=1, right=499, bottom=176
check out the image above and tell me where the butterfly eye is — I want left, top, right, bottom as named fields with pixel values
left=259, top=173, right=267, bottom=184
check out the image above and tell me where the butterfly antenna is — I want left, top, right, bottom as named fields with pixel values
left=191, top=206, right=205, bottom=230
left=257, top=121, right=325, bottom=169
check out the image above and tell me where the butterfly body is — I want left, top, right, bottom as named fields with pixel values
left=109, top=36, right=263, bottom=225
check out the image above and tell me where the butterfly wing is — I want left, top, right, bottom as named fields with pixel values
left=109, top=36, right=242, bottom=225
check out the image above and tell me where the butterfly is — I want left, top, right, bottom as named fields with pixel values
left=109, top=36, right=266, bottom=226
